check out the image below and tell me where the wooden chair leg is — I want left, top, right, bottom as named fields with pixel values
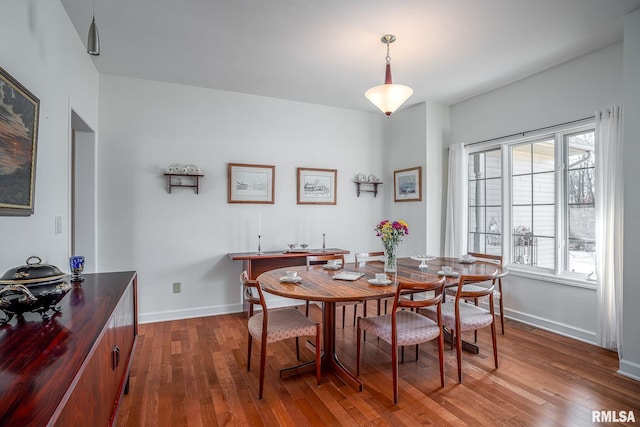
left=315, top=325, right=321, bottom=386
left=259, top=339, right=267, bottom=399
left=415, top=344, right=419, bottom=361
left=342, top=305, right=346, bottom=328
left=392, top=340, right=399, bottom=404
left=438, top=328, right=445, bottom=387
left=305, top=301, right=310, bottom=316
left=498, top=279, right=505, bottom=334
left=474, top=298, right=479, bottom=343
left=491, top=320, right=499, bottom=369
left=456, top=326, right=463, bottom=383
left=247, top=333, right=252, bottom=371
left=356, top=319, right=362, bottom=376
left=352, top=303, right=358, bottom=326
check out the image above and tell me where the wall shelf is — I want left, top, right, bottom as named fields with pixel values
left=164, top=173, right=204, bottom=194
left=354, top=181, right=382, bottom=197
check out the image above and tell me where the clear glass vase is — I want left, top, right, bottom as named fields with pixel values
left=384, top=244, right=398, bottom=273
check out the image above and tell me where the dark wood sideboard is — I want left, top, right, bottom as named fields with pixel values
left=227, top=248, right=350, bottom=280
left=0, top=271, right=138, bottom=427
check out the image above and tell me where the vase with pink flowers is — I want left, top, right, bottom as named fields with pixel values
left=374, top=219, right=409, bottom=273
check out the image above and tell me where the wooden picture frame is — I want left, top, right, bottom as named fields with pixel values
left=0, top=67, right=40, bottom=216
left=297, top=167, right=337, bottom=205
left=228, top=163, right=275, bottom=204
left=394, top=166, right=422, bottom=202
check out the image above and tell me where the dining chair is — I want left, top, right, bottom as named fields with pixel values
left=356, top=277, right=447, bottom=404
left=445, top=252, right=507, bottom=334
left=423, top=271, right=498, bottom=383
left=305, top=254, right=361, bottom=327
left=241, top=271, right=321, bottom=399
left=354, top=251, right=386, bottom=316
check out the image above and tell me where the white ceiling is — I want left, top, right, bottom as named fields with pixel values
left=60, top=0, right=640, bottom=113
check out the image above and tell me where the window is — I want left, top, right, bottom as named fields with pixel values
left=468, top=149, right=502, bottom=256
left=467, top=125, right=596, bottom=282
left=565, top=131, right=595, bottom=276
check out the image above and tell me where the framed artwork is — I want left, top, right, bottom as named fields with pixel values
left=394, top=166, right=422, bottom=202
left=297, top=167, right=337, bottom=205
left=0, top=67, right=40, bottom=216
left=227, top=163, right=275, bottom=204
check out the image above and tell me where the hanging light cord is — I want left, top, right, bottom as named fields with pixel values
left=385, top=40, right=391, bottom=65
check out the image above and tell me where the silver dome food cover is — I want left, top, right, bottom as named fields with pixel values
left=0, top=256, right=70, bottom=324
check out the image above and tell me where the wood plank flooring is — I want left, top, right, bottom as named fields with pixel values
left=116, top=305, right=640, bottom=426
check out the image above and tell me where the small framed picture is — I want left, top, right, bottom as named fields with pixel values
left=394, top=166, right=422, bottom=202
left=297, top=167, right=337, bottom=205
left=228, top=163, right=275, bottom=204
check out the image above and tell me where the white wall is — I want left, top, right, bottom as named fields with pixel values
left=621, top=8, right=640, bottom=380
left=384, top=101, right=445, bottom=258
left=449, top=43, right=625, bottom=344
left=97, top=74, right=386, bottom=322
left=0, top=1, right=98, bottom=273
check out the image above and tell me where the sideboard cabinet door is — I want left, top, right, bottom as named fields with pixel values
left=54, top=275, right=137, bottom=427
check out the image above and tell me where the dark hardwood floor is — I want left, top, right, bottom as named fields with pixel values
left=116, top=304, right=639, bottom=426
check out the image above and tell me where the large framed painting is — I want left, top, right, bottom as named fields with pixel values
left=0, top=67, right=40, bottom=216
left=228, top=163, right=275, bottom=203
left=297, top=167, right=337, bottom=205
left=394, top=166, right=422, bottom=202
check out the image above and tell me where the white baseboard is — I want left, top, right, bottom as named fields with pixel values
left=502, top=307, right=597, bottom=345
left=618, top=358, right=640, bottom=381
left=138, top=296, right=301, bottom=324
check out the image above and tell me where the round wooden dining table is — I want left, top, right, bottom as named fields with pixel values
left=257, top=256, right=502, bottom=391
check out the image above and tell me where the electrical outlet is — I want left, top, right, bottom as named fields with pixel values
left=172, top=282, right=181, bottom=293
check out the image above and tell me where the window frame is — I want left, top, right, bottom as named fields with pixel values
left=466, top=122, right=596, bottom=289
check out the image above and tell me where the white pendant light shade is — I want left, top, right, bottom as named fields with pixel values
left=365, top=83, right=413, bottom=117
left=365, top=35, right=413, bottom=117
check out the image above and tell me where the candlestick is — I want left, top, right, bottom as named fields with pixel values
left=257, top=234, right=263, bottom=255
left=322, top=233, right=326, bottom=252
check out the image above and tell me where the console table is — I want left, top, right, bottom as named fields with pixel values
left=228, top=248, right=349, bottom=280
left=0, top=271, right=138, bottom=427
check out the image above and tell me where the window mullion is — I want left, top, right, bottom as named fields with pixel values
left=555, top=132, right=564, bottom=275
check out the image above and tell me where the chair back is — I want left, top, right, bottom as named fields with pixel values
left=468, top=252, right=507, bottom=278
left=468, top=252, right=503, bottom=266
left=241, top=270, right=267, bottom=317
left=453, top=271, right=498, bottom=301
left=306, top=254, right=344, bottom=267
left=354, top=251, right=384, bottom=265
left=391, top=278, right=446, bottom=313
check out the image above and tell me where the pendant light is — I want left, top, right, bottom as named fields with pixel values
left=365, top=34, right=413, bottom=117
left=87, top=0, right=100, bottom=56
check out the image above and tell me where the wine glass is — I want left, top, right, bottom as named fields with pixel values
left=299, top=243, right=309, bottom=251
left=287, top=243, right=297, bottom=251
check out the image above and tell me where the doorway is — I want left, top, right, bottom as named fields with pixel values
left=70, top=110, right=96, bottom=273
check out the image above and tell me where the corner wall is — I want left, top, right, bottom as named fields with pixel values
left=621, top=7, right=640, bottom=380
left=449, top=43, right=625, bottom=344
left=0, top=2, right=98, bottom=273
left=97, top=74, right=386, bottom=322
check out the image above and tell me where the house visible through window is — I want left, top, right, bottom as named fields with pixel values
left=467, top=125, right=596, bottom=282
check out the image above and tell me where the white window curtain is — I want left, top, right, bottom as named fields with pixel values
left=444, top=143, right=469, bottom=257
left=595, top=105, right=624, bottom=354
